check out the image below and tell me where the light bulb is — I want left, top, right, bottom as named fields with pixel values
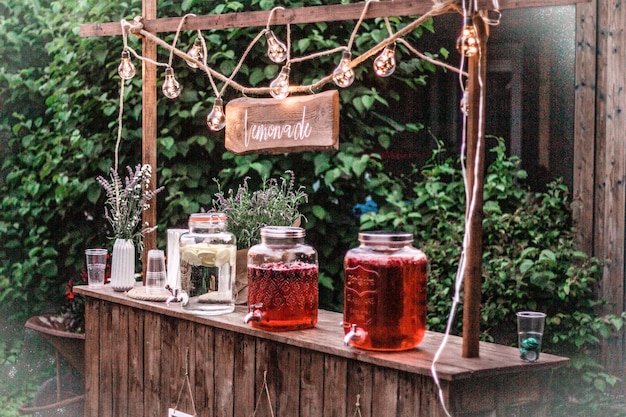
left=265, top=30, right=287, bottom=63
left=460, top=87, right=469, bottom=116
left=269, top=66, right=290, bottom=100
left=332, top=50, right=355, bottom=88
left=162, top=67, right=182, bottom=99
left=207, top=97, right=226, bottom=131
left=373, top=44, right=396, bottom=77
left=118, top=49, right=136, bottom=80
left=456, top=17, right=479, bottom=57
left=186, top=38, right=204, bottom=69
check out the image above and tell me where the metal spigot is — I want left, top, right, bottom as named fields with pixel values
left=165, top=285, right=188, bottom=305
left=244, top=303, right=264, bottom=323
left=343, top=323, right=363, bottom=346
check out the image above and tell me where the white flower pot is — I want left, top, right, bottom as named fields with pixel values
left=110, top=238, right=136, bottom=291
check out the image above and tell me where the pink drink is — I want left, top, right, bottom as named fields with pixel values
left=248, top=261, right=318, bottom=331
left=343, top=253, right=427, bottom=351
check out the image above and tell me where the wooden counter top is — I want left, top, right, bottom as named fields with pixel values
left=75, top=283, right=568, bottom=382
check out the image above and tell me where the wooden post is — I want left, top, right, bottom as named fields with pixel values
left=593, top=0, right=626, bottom=380
left=462, top=15, right=488, bottom=358
left=141, top=0, right=158, bottom=282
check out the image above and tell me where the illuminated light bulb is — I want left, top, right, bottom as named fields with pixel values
left=265, top=30, right=288, bottom=63
left=186, top=38, right=204, bottom=69
left=207, top=97, right=226, bottom=131
left=118, top=49, right=136, bottom=80
left=162, top=67, right=182, bottom=99
left=332, top=50, right=355, bottom=88
left=373, top=44, right=396, bottom=77
left=456, top=18, right=479, bottom=57
left=460, top=88, right=469, bottom=116
left=270, top=66, right=290, bottom=100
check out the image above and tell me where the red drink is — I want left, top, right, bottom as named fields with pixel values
left=248, top=261, right=318, bottom=331
left=343, top=233, right=428, bottom=351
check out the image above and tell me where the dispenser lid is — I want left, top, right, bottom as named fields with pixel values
left=358, top=231, right=413, bottom=244
left=260, top=226, right=305, bottom=238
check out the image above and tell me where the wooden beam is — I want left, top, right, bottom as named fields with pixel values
left=80, top=0, right=590, bottom=38
left=462, top=15, right=488, bottom=358
left=141, top=0, right=157, bottom=282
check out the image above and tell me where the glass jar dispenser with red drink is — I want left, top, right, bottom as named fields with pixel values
left=245, top=226, right=318, bottom=331
left=343, top=231, right=428, bottom=351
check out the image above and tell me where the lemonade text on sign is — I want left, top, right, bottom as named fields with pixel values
left=225, top=90, right=339, bottom=155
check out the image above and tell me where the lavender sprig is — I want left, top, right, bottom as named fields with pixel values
left=96, top=164, right=164, bottom=250
left=212, top=170, right=308, bottom=250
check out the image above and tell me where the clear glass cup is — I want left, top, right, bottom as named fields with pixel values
left=146, top=249, right=166, bottom=294
left=517, top=311, right=546, bottom=362
left=85, top=248, right=108, bottom=289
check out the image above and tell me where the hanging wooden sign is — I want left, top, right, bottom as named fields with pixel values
left=224, top=90, right=339, bottom=154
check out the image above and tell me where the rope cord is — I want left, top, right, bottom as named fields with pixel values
left=251, top=370, right=275, bottom=417
left=174, top=347, right=198, bottom=416
left=122, top=0, right=458, bottom=96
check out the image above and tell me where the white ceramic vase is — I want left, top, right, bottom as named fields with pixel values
left=110, top=238, right=136, bottom=291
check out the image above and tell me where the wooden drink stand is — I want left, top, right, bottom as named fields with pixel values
left=76, top=0, right=583, bottom=415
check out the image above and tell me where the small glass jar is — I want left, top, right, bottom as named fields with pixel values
left=246, top=226, right=318, bottom=331
left=179, top=213, right=236, bottom=315
left=343, top=231, right=428, bottom=351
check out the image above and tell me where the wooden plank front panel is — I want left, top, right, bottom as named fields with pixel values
left=397, top=371, right=420, bottom=417
left=276, top=344, right=301, bottom=417
left=84, top=299, right=100, bottom=416
left=80, top=294, right=568, bottom=416
left=144, top=312, right=162, bottom=416
left=323, top=355, right=348, bottom=416
left=300, top=350, right=324, bottom=417
left=233, top=333, right=256, bottom=417
left=194, top=323, right=215, bottom=416
left=99, top=301, right=113, bottom=415
left=372, top=367, right=398, bottom=416
left=215, top=329, right=236, bottom=417
left=254, top=338, right=277, bottom=417
left=111, top=304, right=129, bottom=416
left=128, top=307, right=144, bottom=417
left=346, top=361, right=373, bottom=417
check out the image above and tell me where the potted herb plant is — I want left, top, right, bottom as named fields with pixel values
left=212, top=170, right=308, bottom=303
left=96, top=163, right=163, bottom=291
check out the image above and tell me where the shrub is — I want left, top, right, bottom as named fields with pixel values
left=360, top=138, right=626, bottom=415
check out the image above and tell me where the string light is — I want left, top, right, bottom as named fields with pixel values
left=186, top=37, right=204, bottom=68
left=270, top=65, right=291, bottom=99
left=113, top=1, right=477, bottom=135
left=456, top=16, right=479, bottom=57
left=373, top=43, right=396, bottom=77
left=265, top=30, right=288, bottom=63
left=162, top=67, right=182, bottom=99
left=118, top=49, right=136, bottom=80
left=333, top=50, right=355, bottom=88
left=206, top=97, right=226, bottom=131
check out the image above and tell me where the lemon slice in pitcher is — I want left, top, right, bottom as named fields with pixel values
left=215, top=246, right=235, bottom=267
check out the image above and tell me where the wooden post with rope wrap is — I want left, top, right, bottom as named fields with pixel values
left=462, top=11, right=488, bottom=358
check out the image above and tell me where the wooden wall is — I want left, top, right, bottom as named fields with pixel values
left=573, top=0, right=626, bottom=378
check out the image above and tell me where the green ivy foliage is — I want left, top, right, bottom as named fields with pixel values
left=0, top=0, right=438, bottom=323
left=360, top=138, right=626, bottom=414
